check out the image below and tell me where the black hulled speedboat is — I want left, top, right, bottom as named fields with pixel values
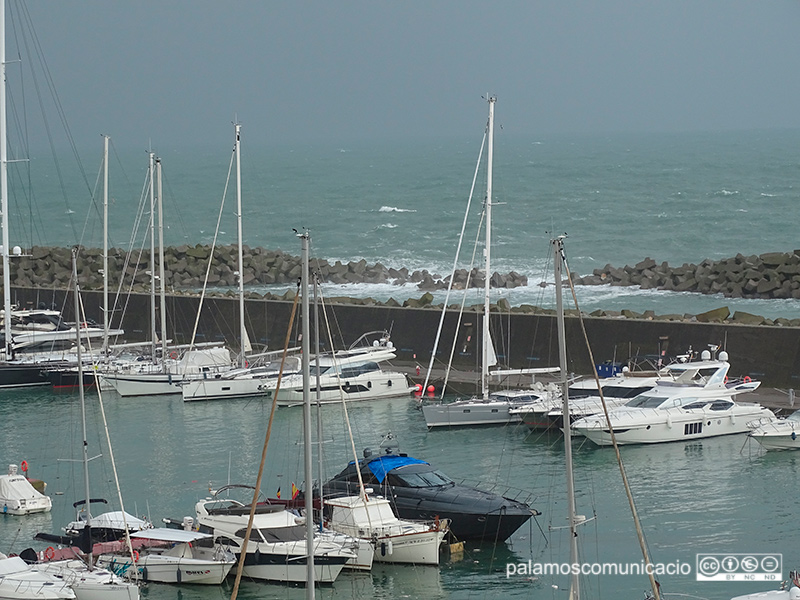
left=322, top=435, right=538, bottom=542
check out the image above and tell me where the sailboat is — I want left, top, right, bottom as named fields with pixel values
left=181, top=123, right=298, bottom=402
left=422, top=96, right=558, bottom=428
left=99, top=154, right=231, bottom=397
left=31, top=251, right=140, bottom=600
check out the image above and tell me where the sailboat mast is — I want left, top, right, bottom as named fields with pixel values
left=156, top=157, right=167, bottom=362
left=72, top=249, right=93, bottom=566
left=148, top=152, right=157, bottom=364
left=1, top=0, right=11, bottom=359
left=300, top=231, right=315, bottom=597
left=235, top=123, right=246, bottom=368
left=102, top=135, right=109, bottom=355
left=481, top=95, right=496, bottom=400
left=554, top=236, right=580, bottom=600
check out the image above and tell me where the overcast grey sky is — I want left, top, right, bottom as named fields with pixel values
left=14, top=0, right=800, bottom=150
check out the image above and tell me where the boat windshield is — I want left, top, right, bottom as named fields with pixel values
left=389, top=469, right=454, bottom=488
left=788, top=411, right=800, bottom=422
left=625, top=394, right=668, bottom=409
left=601, top=385, right=654, bottom=399
left=235, top=525, right=306, bottom=543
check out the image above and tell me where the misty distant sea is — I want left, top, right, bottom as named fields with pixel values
left=11, top=127, right=800, bottom=319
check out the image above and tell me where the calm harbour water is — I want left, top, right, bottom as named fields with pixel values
left=0, top=385, right=795, bottom=600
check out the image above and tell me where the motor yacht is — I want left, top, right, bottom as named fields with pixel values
left=571, top=351, right=774, bottom=446
left=322, top=434, right=537, bottom=541
left=194, top=486, right=356, bottom=584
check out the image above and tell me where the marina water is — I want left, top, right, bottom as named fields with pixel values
left=0, top=385, right=795, bottom=599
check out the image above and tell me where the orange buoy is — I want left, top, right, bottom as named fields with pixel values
left=427, top=385, right=435, bottom=393
left=20, top=460, right=28, bottom=472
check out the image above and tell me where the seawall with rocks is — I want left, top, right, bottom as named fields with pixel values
left=576, top=251, right=800, bottom=300
left=5, top=246, right=800, bottom=327
left=6, top=245, right=527, bottom=292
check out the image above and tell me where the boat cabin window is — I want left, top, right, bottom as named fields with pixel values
left=340, top=362, right=380, bottom=379
left=625, top=395, right=668, bottom=409
left=681, top=401, right=708, bottom=410
left=709, top=401, right=734, bottom=411
left=491, top=393, right=537, bottom=403
left=388, top=469, right=453, bottom=488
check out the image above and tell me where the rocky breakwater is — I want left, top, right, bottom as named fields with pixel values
left=576, top=251, right=800, bottom=300
left=5, top=244, right=528, bottom=295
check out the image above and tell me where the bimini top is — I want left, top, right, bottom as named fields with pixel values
left=361, top=455, right=428, bottom=483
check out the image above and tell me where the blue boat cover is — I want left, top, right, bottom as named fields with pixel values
left=366, top=455, right=428, bottom=483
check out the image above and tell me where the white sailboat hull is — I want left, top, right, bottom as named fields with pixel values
left=101, top=373, right=183, bottom=397
left=422, top=400, right=518, bottom=427
left=181, top=376, right=264, bottom=402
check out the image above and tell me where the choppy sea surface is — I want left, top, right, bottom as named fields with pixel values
left=8, top=127, right=800, bottom=319
left=0, top=387, right=795, bottom=600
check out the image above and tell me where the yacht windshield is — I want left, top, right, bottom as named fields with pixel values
left=625, top=395, right=667, bottom=409
left=390, top=469, right=454, bottom=488
left=235, top=525, right=306, bottom=543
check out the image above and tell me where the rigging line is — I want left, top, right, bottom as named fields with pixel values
left=560, top=243, right=662, bottom=600
left=13, top=4, right=87, bottom=241
left=186, top=148, right=235, bottom=354
left=421, top=128, right=487, bottom=400
left=110, top=171, right=151, bottom=337
left=439, top=207, right=486, bottom=399
left=229, top=282, right=300, bottom=600
left=160, top=165, right=192, bottom=244
left=76, top=145, right=105, bottom=250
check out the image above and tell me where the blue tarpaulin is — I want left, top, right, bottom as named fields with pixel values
left=366, top=455, right=428, bottom=483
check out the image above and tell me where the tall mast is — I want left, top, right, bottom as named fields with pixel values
left=300, top=231, right=315, bottom=596
left=156, top=157, right=167, bottom=363
left=235, top=123, right=246, bottom=368
left=1, top=0, right=11, bottom=359
left=555, top=236, right=580, bottom=600
left=481, top=95, right=496, bottom=399
left=102, top=135, right=109, bottom=355
left=72, top=249, right=93, bottom=568
left=148, top=152, right=157, bottom=364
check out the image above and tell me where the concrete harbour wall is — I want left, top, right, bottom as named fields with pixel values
left=10, top=286, right=800, bottom=389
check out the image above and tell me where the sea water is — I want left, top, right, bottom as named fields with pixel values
left=10, top=127, right=800, bottom=320
left=0, top=386, right=794, bottom=600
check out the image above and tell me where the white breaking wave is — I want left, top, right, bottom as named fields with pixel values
left=378, top=205, right=417, bottom=213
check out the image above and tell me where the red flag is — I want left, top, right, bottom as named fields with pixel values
left=276, top=487, right=281, bottom=499
left=291, top=483, right=299, bottom=500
